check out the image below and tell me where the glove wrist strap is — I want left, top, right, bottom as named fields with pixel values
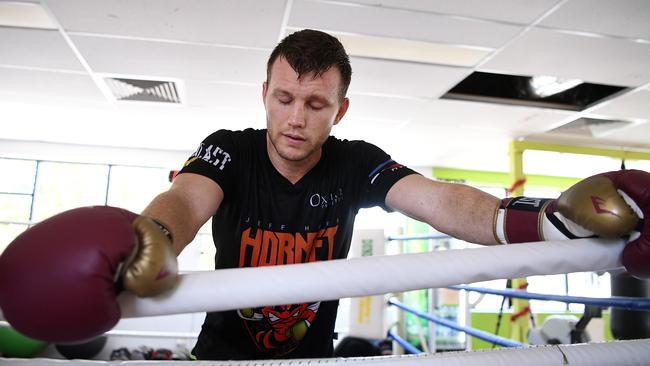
left=497, top=197, right=554, bottom=244
left=150, top=218, right=173, bottom=242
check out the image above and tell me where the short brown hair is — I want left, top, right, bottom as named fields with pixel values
left=267, top=29, right=352, bottom=101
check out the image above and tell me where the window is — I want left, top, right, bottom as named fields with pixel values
left=0, top=158, right=37, bottom=253
left=0, top=158, right=37, bottom=194
left=106, top=165, right=170, bottom=213
left=31, top=161, right=109, bottom=222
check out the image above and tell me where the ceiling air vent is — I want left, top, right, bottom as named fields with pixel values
left=549, top=117, right=633, bottom=137
left=105, top=78, right=180, bottom=103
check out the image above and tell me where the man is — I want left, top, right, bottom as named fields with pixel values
left=0, top=29, right=647, bottom=359
left=139, top=29, right=649, bottom=359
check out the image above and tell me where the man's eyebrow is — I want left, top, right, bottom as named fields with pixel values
left=271, top=88, right=332, bottom=104
left=271, top=89, right=292, bottom=97
left=307, top=94, right=331, bottom=105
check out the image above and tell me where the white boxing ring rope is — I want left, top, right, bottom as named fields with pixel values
left=119, top=238, right=626, bottom=318
left=4, top=238, right=650, bottom=365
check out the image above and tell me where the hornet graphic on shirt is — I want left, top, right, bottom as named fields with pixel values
left=236, top=225, right=337, bottom=355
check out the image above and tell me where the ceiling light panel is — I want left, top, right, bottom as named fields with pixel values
left=0, top=1, right=57, bottom=30
left=335, top=32, right=491, bottom=67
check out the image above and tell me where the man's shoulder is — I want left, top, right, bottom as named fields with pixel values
left=206, top=128, right=264, bottom=141
left=201, top=128, right=266, bottom=150
left=326, top=136, right=382, bottom=155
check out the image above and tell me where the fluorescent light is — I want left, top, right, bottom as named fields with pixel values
left=530, top=75, right=582, bottom=97
left=0, top=2, right=57, bottom=30
left=333, top=32, right=492, bottom=67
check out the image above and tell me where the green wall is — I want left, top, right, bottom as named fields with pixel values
left=470, top=311, right=613, bottom=349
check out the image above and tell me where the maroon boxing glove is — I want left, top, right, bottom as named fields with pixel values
left=600, top=170, right=649, bottom=278
left=495, top=169, right=648, bottom=278
left=0, top=206, right=177, bottom=343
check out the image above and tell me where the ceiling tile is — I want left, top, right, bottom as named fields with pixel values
left=341, top=0, right=559, bottom=24
left=589, top=89, right=650, bottom=121
left=70, top=35, right=268, bottom=83
left=344, top=94, right=427, bottom=124
left=0, top=66, right=104, bottom=101
left=374, top=123, right=512, bottom=170
left=528, top=123, right=650, bottom=152
left=289, top=0, right=523, bottom=48
left=603, top=121, right=650, bottom=147
left=411, top=99, right=574, bottom=137
left=540, top=0, right=650, bottom=40
left=349, top=57, right=471, bottom=98
left=482, top=28, right=650, bottom=87
left=44, top=0, right=287, bottom=48
left=0, top=27, right=83, bottom=71
left=183, top=81, right=262, bottom=110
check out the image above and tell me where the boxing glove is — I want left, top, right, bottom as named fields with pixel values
left=0, top=206, right=178, bottom=343
left=495, top=169, right=648, bottom=278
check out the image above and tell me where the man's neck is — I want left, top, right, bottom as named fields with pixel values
left=266, top=136, right=322, bottom=185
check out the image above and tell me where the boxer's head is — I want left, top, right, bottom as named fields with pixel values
left=266, top=29, right=351, bottom=102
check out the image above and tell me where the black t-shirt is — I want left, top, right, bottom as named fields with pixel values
left=179, top=128, right=418, bottom=360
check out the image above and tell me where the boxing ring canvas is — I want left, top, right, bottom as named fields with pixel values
left=2, top=339, right=650, bottom=366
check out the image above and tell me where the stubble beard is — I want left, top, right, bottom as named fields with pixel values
left=268, top=128, right=327, bottom=164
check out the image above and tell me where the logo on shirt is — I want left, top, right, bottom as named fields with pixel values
left=188, top=142, right=232, bottom=170
left=237, top=225, right=338, bottom=356
left=369, top=159, right=405, bottom=184
left=239, top=226, right=338, bottom=267
left=308, top=188, right=343, bottom=209
left=238, top=302, right=320, bottom=355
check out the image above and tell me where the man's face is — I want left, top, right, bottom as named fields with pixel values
left=263, top=57, right=349, bottom=164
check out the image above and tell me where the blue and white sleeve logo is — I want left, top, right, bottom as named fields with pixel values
left=369, top=159, right=405, bottom=184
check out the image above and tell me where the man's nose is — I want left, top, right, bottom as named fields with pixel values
left=288, top=103, right=305, bottom=128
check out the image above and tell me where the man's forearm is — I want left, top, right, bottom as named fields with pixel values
left=428, top=181, right=500, bottom=245
left=386, top=175, right=500, bottom=245
left=142, top=190, right=203, bottom=256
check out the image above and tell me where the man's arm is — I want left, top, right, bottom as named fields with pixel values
left=385, top=174, right=500, bottom=245
left=142, top=172, right=224, bottom=255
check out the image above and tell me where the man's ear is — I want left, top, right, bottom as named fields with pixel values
left=262, top=81, right=268, bottom=106
left=334, top=97, right=350, bottom=125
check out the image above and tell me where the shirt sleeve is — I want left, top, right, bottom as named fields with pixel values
left=356, top=141, right=420, bottom=211
left=177, top=130, right=238, bottom=197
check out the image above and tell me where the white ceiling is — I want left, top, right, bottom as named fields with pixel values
left=1, top=0, right=650, bottom=172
